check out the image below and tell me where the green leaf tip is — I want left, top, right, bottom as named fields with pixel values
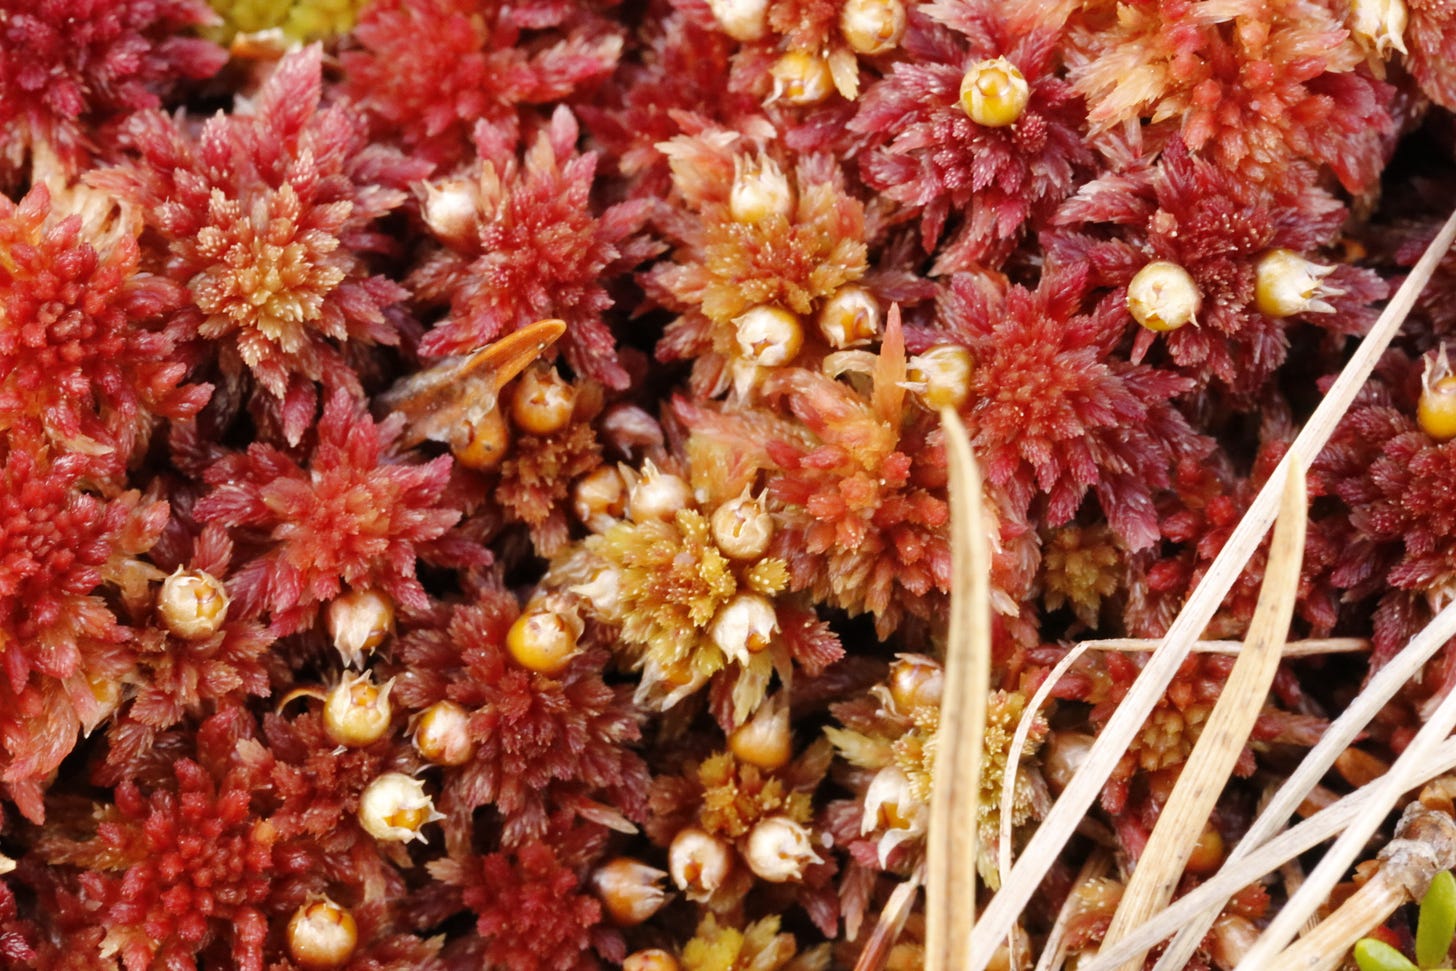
left=1419, top=870, right=1456, bottom=969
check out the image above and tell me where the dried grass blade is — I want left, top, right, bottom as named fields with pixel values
left=1100, top=462, right=1306, bottom=971
left=1000, top=643, right=1092, bottom=881
left=1082, top=733, right=1456, bottom=971
left=1075, top=637, right=1368, bottom=656
left=998, top=636, right=1364, bottom=892
left=1268, top=868, right=1411, bottom=971
left=926, top=406, right=992, bottom=971
left=966, top=203, right=1456, bottom=971
left=1033, top=850, right=1112, bottom=971
left=1239, top=635, right=1456, bottom=969
left=853, top=866, right=924, bottom=971
left=1147, top=594, right=1456, bottom=971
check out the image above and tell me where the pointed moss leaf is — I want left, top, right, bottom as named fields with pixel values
left=1419, top=871, right=1456, bottom=969
left=1356, top=939, right=1420, bottom=971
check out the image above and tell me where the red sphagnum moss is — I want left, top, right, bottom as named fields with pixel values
left=6, top=0, right=1456, bottom=967
left=0, top=0, right=225, bottom=180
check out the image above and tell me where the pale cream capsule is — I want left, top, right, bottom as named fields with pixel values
left=571, top=567, right=623, bottom=618
left=960, top=57, right=1030, bottom=127
left=906, top=345, right=972, bottom=410
left=709, top=593, right=779, bottom=665
left=1209, top=914, right=1260, bottom=971
left=861, top=765, right=918, bottom=834
left=730, top=156, right=794, bottom=224
left=887, top=654, right=944, bottom=712
left=706, top=0, right=768, bottom=41
left=1041, top=730, right=1095, bottom=794
left=420, top=177, right=479, bottom=248
left=357, top=772, right=444, bottom=843
left=413, top=699, right=474, bottom=766
left=572, top=466, right=627, bottom=532
left=710, top=488, right=774, bottom=560
left=327, top=588, right=395, bottom=669
left=817, top=285, right=881, bottom=349
left=668, top=826, right=733, bottom=900
left=287, top=897, right=358, bottom=970
left=770, top=51, right=835, bottom=106
left=158, top=567, right=229, bottom=640
left=743, top=815, right=821, bottom=882
left=1127, top=260, right=1201, bottom=332
left=1253, top=249, right=1342, bottom=317
left=735, top=305, right=803, bottom=367
left=840, top=0, right=907, bottom=56
left=590, top=857, right=671, bottom=926
left=626, top=459, right=693, bottom=523
left=1351, top=0, right=1408, bottom=56
left=322, top=671, right=394, bottom=748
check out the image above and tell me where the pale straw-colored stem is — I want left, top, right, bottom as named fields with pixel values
left=1268, top=869, right=1410, bottom=971
left=967, top=204, right=1456, bottom=971
left=996, top=634, right=1366, bottom=882
left=999, top=643, right=1091, bottom=885
left=1083, top=733, right=1456, bottom=971
left=1075, top=637, right=1368, bottom=656
left=925, top=407, right=992, bottom=971
left=1032, top=850, right=1111, bottom=971
left=1100, top=463, right=1306, bottom=971
left=853, top=865, right=925, bottom=971
left=1143, top=599, right=1456, bottom=971
left=1238, top=669, right=1456, bottom=969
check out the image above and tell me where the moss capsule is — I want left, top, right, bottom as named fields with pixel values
left=357, top=772, right=443, bottom=843
left=735, top=305, right=804, bottom=368
left=888, top=654, right=944, bottom=712
left=626, top=460, right=693, bottom=523
left=413, top=699, right=474, bottom=766
left=1352, top=0, right=1408, bottom=56
left=668, top=826, right=732, bottom=901
left=158, top=567, right=229, bottom=640
left=506, top=605, right=583, bottom=675
left=1253, top=249, right=1342, bottom=318
left=709, top=593, right=779, bottom=665
left=744, top=815, right=821, bottom=882
left=706, top=0, right=768, bottom=41
left=1184, top=824, right=1225, bottom=875
left=729, top=155, right=793, bottom=224
left=839, top=0, right=906, bottom=56
left=327, top=588, right=395, bottom=669
left=624, top=950, right=681, bottom=971
left=420, top=177, right=479, bottom=248
left=572, top=465, right=627, bottom=532
left=454, top=406, right=511, bottom=471
left=510, top=364, right=577, bottom=436
left=906, top=345, right=973, bottom=411
left=1128, top=260, right=1201, bottom=332
left=817, top=285, right=881, bottom=349
left=287, top=897, right=358, bottom=970
left=322, top=670, right=394, bottom=748
left=710, top=487, right=774, bottom=560
left=960, top=57, right=1029, bottom=128
left=728, top=692, right=792, bottom=770
left=770, top=50, right=834, bottom=106
left=590, top=857, right=671, bottom=927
